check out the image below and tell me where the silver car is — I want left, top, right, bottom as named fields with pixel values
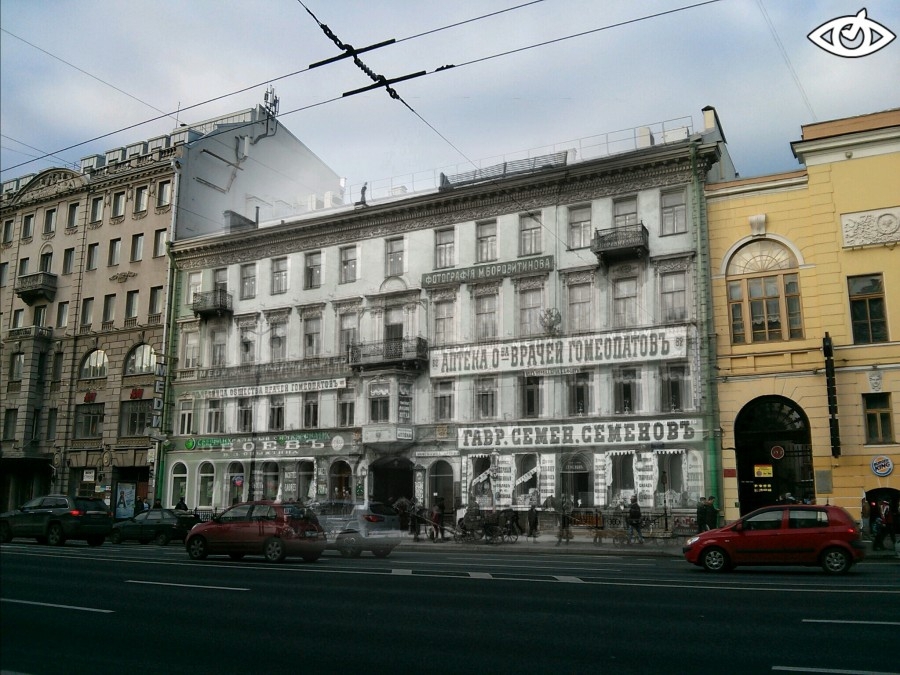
left=311, top=500, right=401, bottom=558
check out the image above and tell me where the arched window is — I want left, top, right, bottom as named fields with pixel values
left=726, top=240, right=803, bottom=344
left=198, top=462, right=215, bottom=508
left=171, top=462, right=187, bottom=507
left=80, top=349, right=108, bottom=379
left=124, top=343, right=156, bottom=375
left=262, top=461, right=279, bottom=500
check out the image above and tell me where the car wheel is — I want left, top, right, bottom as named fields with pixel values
left=154, top=532, right=171, bottom=546
left=338, top=534, right=362, bottom=558
left=301, top=551, right=322, bottom=563
left=186, top=536, right=208, bottom=560
left=264, top=537, right=286, bottom=563
left=47, top=523, right=66, bottom=546
left=109, top=530, right=123, bottom=545
left=372, top=547, right=392, bottom=558
left=821, top=547, right=851, bottom=574
left=0, top=522, right=11, bottom=543
left=701, top=547, right=730, bottom=572
left=86, top=536, right=105, bottom=547
left=228, top=553, right=245, bottom=561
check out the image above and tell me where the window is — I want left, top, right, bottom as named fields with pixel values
left=521, top=376, right=542, bottom=418
left=386, top=238, right=404, bottom=276
left=102, top=294, right=116, bottom=323
left=661, top=271, right=687, bottom=322
left=52, top=351, right=64, bottom=380
left=186, top=272, right=201, bottom=305
left=339, top=312, right=358, bottom=359
left=305, top=252, right=321, bottom=289
left=157, top=180, right=172, bottom=207
left=81, top=349, right=108, bottom=378
left=660, top=364, right=690, bottom=412
left=119, top=400, right=152, bottom=436
left=237, top=397, right=254, bottom=432
left=340, top=246, right=357, bottom=284
left=568, top=282, right=592, bottom=332
left=9, top=352, right=24, bottom=381
left=661, top=190, right=686, bottom=235
left=62, top=248, right=75, bottom=274
left=39, top=252, right=52, bottom=272
left=18, top=257, right=29, bottom=276
left=2, top=219, right=13, bottom=243
left=149, top=286, right=163, bottom=316
left=43, top=208, right=56, bottom=235
left=568, top=206, right=592, bottom=249
left=434, top=300, right=454, bottom=345
left=477, top=220, right=497, bottom=262
left=569, top=372, right=591, bottom=415
left=179, top=400, right=193, bottom=436
left=240, top=328, right=256, bottom=364
left=269, top=395, right=285, bottom=431
left=240, top=264, right=256, bottom=299
left=304, top=317, right=321, bottom=357
left=23, top=214, right=34, bottom=239
left=90, top=196, right=103, bottom=223
left=112, top=191, right=126, bottom=217
left=125, top=290, right=139, bottom=320
left=339, top=389, right=355, bottom=427
left=198, top=463, right=214, bottom=507
left=271, top=258, right=288, bottom=294
left=475, top=377, right=497, bottom=419
left=80, top=297, right=94, bottom=327
left=130, top=234, right=143, bottom=261
left=108, top=239, right=121, bottom=266
left=435, top=229, right=454, bottom=269
left=33, top=305, right=47, bottom=327
left=12, top=309, right=24, bottom=328
left=864, top=393, right=893, bottom=444
left=613, top=277, right=638, bottom=327
left=83, top=242, right=99, bottom=271
left=519, top=213, right=541, bottom=255
left=303, top=393, right=319, bottom=428
left=0, top=262, right=7, bottom=287
left=134, top=186, right=148, bottom=213
left=210, top=330, right=226, bottom=366
left=614, top=367, right=640, bottom=414
left=56, top=301, right=69, bottom=328
left=369, top=383, right=390, bottom=423
left=66, top=203, right=79, bottom=229
left=203, top=399, right=222, bottom=434
left=153, top=229, right=166, bottom=257
left=519, top=287, right=542, bottom=337
left=270, top=322, right=286, bottom=361
left=475, top=293, right=498, bottom=341
left=125, top=344, right=155, bottom=375
left=3, top=409, right=18, bottom=440
left=849, top=274, right=887, bottom=344
left=614, top=197, right=638, bottom=227
left=75, top=403, right=104, bottom=439
left=46, top=408, right=58, bottom=441
left=213, top=268, right=227, bottom=292
left=182, top=332, right=200, bottom=368
left=727, top=241, right=802, bottom=344
left=434, top=380, right=454, bottom=421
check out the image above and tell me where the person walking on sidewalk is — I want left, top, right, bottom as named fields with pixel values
left=627, top=495, right=644, bottom=544
left=696, top=497, right=708, bottom=533
left=556, top=505, right=572, bottom=545
left=527, top=505, right=539, bottom=539
left=705, top=496, right=719, bottom=531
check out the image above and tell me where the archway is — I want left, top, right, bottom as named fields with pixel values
left=428, top=460, right=454, bottom=510
left=369, top=456, right=413, bottom=503
left=734, top=396, right=813, bottom=515
left=329, top=460, right=352, bottom=500
left=559, top=453, right=591, bottom=508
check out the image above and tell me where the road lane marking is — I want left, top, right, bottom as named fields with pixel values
left=469, top=572, right=492, bottom=579
left=773, top=668, right=899, bottom=674
left=554, top=576, right=586, bottom=583
left=125, top=580, right=248, bottom=591
left=392, top=569, right=413, bottom=575
left=802, top=619, right=900, bottom=626
left=1, top=598, right=112, bottom=613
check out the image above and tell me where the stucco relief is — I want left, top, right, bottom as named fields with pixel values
left=842, top=206, right=900, bottom=246
left=867, top=371, right=883, bottom=393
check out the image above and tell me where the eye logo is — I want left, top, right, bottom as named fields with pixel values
left=808, top=8, right=895, bottom=57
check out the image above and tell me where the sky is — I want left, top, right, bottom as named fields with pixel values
left=2, top=0, right=898, bottom=203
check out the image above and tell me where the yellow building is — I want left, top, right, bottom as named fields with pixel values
left=706, top=109, right=899, bottom=525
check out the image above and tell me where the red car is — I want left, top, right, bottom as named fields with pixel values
left=683, top=504, right=865, bottom=574
left=185, top=501, right=325, bottom=563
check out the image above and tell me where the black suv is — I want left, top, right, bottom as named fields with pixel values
left=0, top=495, right=113, bottom=546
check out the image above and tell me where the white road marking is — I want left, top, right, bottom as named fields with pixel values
left=469, top=572, right=492, bottom=579
left=1, top=598, right=112, bottom=613
left=554, top=576, right=586, bottom=583
left=802, top=619, right=900, bottom=626
left=773, top=667, right=900, bottom=674
left=392, top=568, right=412, bottom=575
left=125, top=580, right=248, bottom=591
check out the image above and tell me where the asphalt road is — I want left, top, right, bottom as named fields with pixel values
left=2, top=540, right=898, bottom=675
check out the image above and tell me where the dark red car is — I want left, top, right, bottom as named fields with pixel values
left=185, top=501, right=325, bottom=563
left=683, top=504, right=865, bottom=574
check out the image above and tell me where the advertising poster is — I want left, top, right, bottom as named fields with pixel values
left=115, top=482, right=136, bottom=519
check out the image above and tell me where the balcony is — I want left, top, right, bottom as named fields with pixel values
left=6, top=324, right=54, bottom=342
left=349, top=337, right=429, bottom=371
left=14, top=272, right=58, bottom=305
left=590, top=223, right=649, bottom=269
left=191, top=289, right=233, bottom=319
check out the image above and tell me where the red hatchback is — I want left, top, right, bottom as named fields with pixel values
left=683, top=504, right=865, bottom=574
left=185, top=501, right=325, bottom=563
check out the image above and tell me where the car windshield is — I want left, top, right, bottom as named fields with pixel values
left=76, top=499, right=108, bottom=513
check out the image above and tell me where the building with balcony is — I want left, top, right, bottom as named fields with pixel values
left=164, top=107, right=735, bottom=521
left=706, top=108, right=900, bottom=524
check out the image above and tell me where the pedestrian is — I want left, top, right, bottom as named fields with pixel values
left=861, top=497, right=871, bottom=536
left=627, top=495, right=644, bottom=544
left=152, top=498, right=162, bottom=509
left=410, top=499, right=422, bottom=542
left=696, top=497, right=709, bottom=533
left=175, top=497, right=188, bottom=511
left=527, top=505, right=539, bottom=538
left=430, top=503, right=441, bottom=542
left=143, top=497, right=151, bottom=511
left=873, top=500, right=895, bottom=551
left=706, top=496, right=719, bottom=531
left=437, top=498, right=446, bottom=541
left=556, top=509, right=571, bottom=545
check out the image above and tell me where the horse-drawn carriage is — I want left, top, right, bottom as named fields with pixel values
left=453, top=506, right=520, bottom=544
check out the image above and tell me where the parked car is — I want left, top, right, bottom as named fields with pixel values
left=0, top=495, right=113, bottom=546
left=185, top=501, right=325, bottom=563
left=683, top=504, right=865, bottom=574
left=111, top=509, right=200, bottom=545
left=310, top=500, right=401, bottom=558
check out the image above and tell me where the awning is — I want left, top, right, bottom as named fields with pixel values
left=515, top=466, right=538, bottom=485
left=606, top=449, right=635, bottom=456
left=655, top=448, right=685, bottom=455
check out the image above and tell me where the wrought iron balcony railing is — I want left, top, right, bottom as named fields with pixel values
left=590, top=223, right=649, bottom=269
left=190, top=289, right=233, bottom=318
left=348, top=337, right=429, bottom=370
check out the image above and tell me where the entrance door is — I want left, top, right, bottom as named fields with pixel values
left=370, top=456, right=413, bottom=503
